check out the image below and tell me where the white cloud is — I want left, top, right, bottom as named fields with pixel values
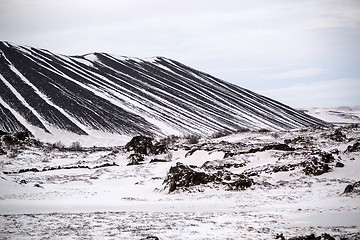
left=1, top=0, right=359, bottom=107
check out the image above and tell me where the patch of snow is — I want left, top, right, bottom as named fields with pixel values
left=303, top=106, right=360, bottom=124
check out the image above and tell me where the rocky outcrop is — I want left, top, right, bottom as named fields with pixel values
left=341, top=181, right=360, bottom=195
left=300, top=151, right=335, bottom=176
left=276, top=233, right=336, bottom=240
left=125, top=136, right=168, bottom=155
left=163, top=162, right=253, bottom=193
left=329, top=128, right=347, bottom=142
left=345, top=141, right=360, bottom=153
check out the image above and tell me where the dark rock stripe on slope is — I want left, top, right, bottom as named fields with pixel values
left=0, top=41, right=328, bottom=137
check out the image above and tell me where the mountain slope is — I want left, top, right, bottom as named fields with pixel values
left=0, top=41, right=327, bottom=140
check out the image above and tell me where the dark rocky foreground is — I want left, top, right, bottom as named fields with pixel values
left=0, top=125, right=359, bottom=239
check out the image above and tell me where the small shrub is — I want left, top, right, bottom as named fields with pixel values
left=271, top=132, right=280, bottom=139
left=69, top=141, right=82, bottom=151
left=52, top=141, right=65, bottom=150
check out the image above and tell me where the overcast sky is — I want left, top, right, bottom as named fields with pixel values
left=1, top=0, right=359, bottom=108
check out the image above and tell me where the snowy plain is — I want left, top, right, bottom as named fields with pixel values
left=0, top=107, right=359, bottom=239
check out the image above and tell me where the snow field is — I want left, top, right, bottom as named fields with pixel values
left=1, top=109, right=360, bottom=239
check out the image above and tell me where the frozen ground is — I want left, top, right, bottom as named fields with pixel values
left=303, top=106, right=360, bottom=125
left=0, top=108, right=360, bottom=239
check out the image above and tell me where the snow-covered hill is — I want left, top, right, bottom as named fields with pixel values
left=0, top=41, right=326, bottom=144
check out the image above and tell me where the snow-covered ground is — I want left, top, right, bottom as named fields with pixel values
left=0, top=107, right=359, bottom=239
left=303, top=106, right=360, bottom=125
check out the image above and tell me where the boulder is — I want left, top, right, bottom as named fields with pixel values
left=125, top=136, right=153, bottom=155
left=141, top=236, right=159, bottom=240
left=125, top=136, right=168, bottom=155
left=329, top=128, right=346, bottom=142
left=335, top=162, right=344, bottom=168
left=163, top=162, right=253, bottom=193
left=226, top=176, right=253, bottom=191
left=301, top=157, right=331, bottom=176
left=301, top=151, right=335, bottom=176
left=14, top=131, right=30, bottom=141
left=164, top=163, right=218, bottom=192
left=345, top=141, right=360, bottom=152
left=149, top=158, right=168, bottom=163
left=341, top=181, right=360, bottom=195
left=342, top=184, right=354, bottom=194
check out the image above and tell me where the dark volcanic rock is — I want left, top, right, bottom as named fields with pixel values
left=1, top=131, right=31, bottom=147
left=342, top=181, right=360, bottom=195
left=329, top=128, right=347, bottom=142
left=301, top=157, right=332, bottom=176
left=345, top=141, right=360, bottom=152
left=163, top=162, right=253, bottom=193
left=250, top=143, right=295, bottom=154
left=272, top=164, right=297, bottom=173
left=0, top=147, right=6, bottom=155
left=288, top=233, right=335, bottom=240
left=14, top=131, right=30, bottom=141
left=335, top=162, right=345, bottom=168
left=301, top=151, right=335, bottom=176
left=225, top=176, right=253, bottom=191
left=93, top=162, right=118, bottom=169
left=141, top=236, right=159, bottom=240
left=284, top=136, right=314, bottom=146
left=125, top=136, right=168, bottom=155
left=261, top=143, right=295, bottom=151
left=164, top=163, right=218, bottom=192
left=280, top=232, right=359, bottom=240
left=0, top=130, right=8, bottom=136
left=151, top=142, right=168, bottom=155
left=149, top=158, right=169, bottom=163
left=320, top=152, right=335, bottom=163
left=342, top=184, right=354, bottom=194
left=125, top=136, right=154, bottom=155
